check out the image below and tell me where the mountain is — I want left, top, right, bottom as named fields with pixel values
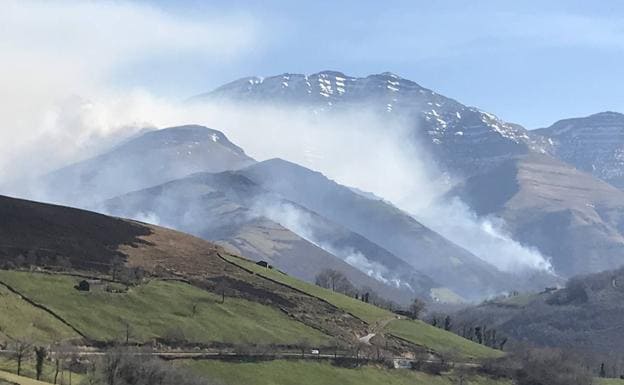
left=41, top=124, right=512, bottom=302
left=454, top=266, right=624, bottom=357
left=0, top=193, right=371, bottom=344
left=39, top=125, right=255, bottom=207
left=197, top=71, right=624, bottom=279
left=237, top=158, right=514, bottom=300
left=533, top=111, right=624, bottom=188
left=193, top=70, right=542, bottom=176
left=452, top=152, right=624, bottom=277
left=102, top=171, right=440, bottom=304
left=0, top=194, right=506, bottom=376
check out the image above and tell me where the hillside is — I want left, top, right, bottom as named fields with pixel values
left=102, top=170, right=440, bottom=304
left=238, top=158, right=513, bottom=300
left=454, top=266, right=624, bottom=355
left=0, top=194, right=502, bottom=363
left=197, top=71, right=624, bottom=282
left=37, top=125, right=255, bottom=207
left=452, top=153, right=624, bottom=276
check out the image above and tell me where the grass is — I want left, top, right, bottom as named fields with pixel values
left=224, top=255, right=392, bottom=323
left=183, top=359, right=511, bottom=385
left=386, top=320, right=504, bottom=360
left=0, top=368, right=53, bottom=385
left=0, top=264, right=504, bottom=361
left=487, top=293, right=537, bottom=307
left=0, top=271, right=330, bottom=346
left=0, top=284, right=78, bottom=343
left=225, top=256, right=504, bottom=360
left=0, top=357, right=83, bottom=385
left=596, top=379, right=624, bottom=385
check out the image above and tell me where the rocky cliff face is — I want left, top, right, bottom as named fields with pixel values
left=533, top=111, right=624, bottom=188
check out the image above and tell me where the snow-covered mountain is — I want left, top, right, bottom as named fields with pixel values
left=533, top=111, right=624, bottom=188
left=194, top=72, right=624, bottom=280
left=194, top=70, right=543, bottom=175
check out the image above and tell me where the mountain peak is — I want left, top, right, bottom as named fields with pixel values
left=588, top=111, right=624, bottom=119
left=534, top=110, right=624, bottom=188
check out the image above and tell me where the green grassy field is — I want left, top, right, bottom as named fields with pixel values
left=385, top=320, right=503, bottom=360
left=0, top=368, right=54, bottom=385
left=0, top=285, right=78, bottom=343
left=226, top=256, right=503, bottom=360
left=184, top=359, right=511, bottom=385
left=224, top=255, right=393, bottom=323
left=0, top=358, right=82, bottom=385
left=596, top=379, right=624, bottom=385
left=0, top=271, right=329, bottom=346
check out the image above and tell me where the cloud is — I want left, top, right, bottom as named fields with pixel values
left=0, top=0, right=261, bottom=186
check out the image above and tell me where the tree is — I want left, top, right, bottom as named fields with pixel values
left=443, top=315, right=452, bottom=331
left=499, top=337, right=508, bottom=351
left=314, top=269, right=355, bottom=295
left=87, top=348, right=214, bottom=385
left=120, top=319, right=132, bottom=345
left=13, top=340, right=31, bottom=376
left=408, top=298, right=426, bottom=320
left=215, top=278, right=229, bottom=304
left=35, top=346, right=47, bottom=380
left=475, top=326, right=483, bottom=344
left=298, top=338, right=310, bottom=359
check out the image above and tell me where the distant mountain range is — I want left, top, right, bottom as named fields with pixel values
left=35, top=70, right=624, bottom=305
left=193, top=71, right=539, bottom=176
left=39, top=124, right=538, bottom=303
left=102, top=168, right=438, bottom=304
left=193, top=71, right=624, bottom=280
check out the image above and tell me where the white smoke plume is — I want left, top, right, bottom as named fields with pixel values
left=0, top=0, right=261, bottom=188
left=251, top=198, right=413, bottom=288
left=0, top=1, right=553, bottom=277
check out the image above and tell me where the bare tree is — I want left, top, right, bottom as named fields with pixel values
left=215, top=278, right=229, bottom=304
left=13, top=339, right=32, bottom=376
left=315, top=269, right=355, bottom=295
left=87, top=348, right=214, bottom=385
left=298, top=338, right=310, bottom=358
left=409, top=298, right=426, bottom=320
left=121, top=320, right=132, bottom=345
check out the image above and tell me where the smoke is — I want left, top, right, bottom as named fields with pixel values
left=252, top=198, right=415, bottom=289
left=417, top=199, right=553, bottom=272
left=160, top=101, right=553, bottom=274
left=0, top=1, right=553, bottom=276
left=2, top=87, right=553, bottom=274
left=0, top=0, right=261, bottom=190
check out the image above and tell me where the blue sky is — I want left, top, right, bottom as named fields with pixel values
left=109, top=0, right=624, bottom=128
left=5, top=0, right=624, bottom=129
